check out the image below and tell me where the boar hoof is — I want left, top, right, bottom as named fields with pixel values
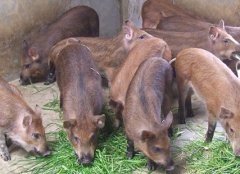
left=44, top=73, right=56, bottom=85
left=187, top=110, right=194, bottom=118
left=113, top=119, right=120, bottom=129
left=178, top=119, right=186, bottom=124
left=126, top=151, right=134, bottom=159
left=1, top=152, right=11, bottom=161
left=147, top=159, right=157, bottom=171
left=205, top=135, right=213, bottom=143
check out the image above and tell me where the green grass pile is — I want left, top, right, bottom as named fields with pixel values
left=21, top=129, right=147, bottom=174
left=19, top=99, right=147, bottom=174
left=182, top=138, right=240, bottom=174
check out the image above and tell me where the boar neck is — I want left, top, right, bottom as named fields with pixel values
left=79, top=34, right=128, bottom=80
left=145, top=29, right=220, bottom=57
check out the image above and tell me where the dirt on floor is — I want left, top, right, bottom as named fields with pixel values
left=0, top=79, right=225, bottom=174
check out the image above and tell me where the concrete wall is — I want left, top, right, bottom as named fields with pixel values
left=175, top=0, right=240, bottom=26
left=0, top=0, right=121, bottom=80
left=120, top=0, right=146, bottom=28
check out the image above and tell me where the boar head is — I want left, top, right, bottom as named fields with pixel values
left=137, top=112, right=174, bottom=171
left=11, top=105, right=50, bottom=156
left=219, top=107, right=240, bottom=156
left=208, top=20, right=240, bottom=60
left=63, top=114, right=105, bottom=165
left=20, top=41, right=48, bottom=85
left=122, top=20, right=154, bottom=51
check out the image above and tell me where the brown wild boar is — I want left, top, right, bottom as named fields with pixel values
left=142, top=0, right=203, bottom=28
left=157, top=16, right=240, bottom=42
left=175, top=48, right=240, bottom=156
left=0, top=77, right=50, bottom=161
left=20, top=6, right=99, bottom=85
left=110, top=37, right=172, bottom=127
left=47, top=21, right=156, bottom=85
left=144, top=23, right=240, bottom=60
left=49, top=41, right=105, bottom=165
left=142, top=1, right=240, bottom=43
left=123, top=57, right=174, bottom=171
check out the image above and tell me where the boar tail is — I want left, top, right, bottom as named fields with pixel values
left=169, top=58, right=176, bottom=64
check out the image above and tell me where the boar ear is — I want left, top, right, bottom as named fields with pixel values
left=123, top=20, right=133, bottom=41
left=218, top=19, right=225, bottom=30
left=209, top=26, right=219, bottom=41
left=63, top=119, right=77, bottom=129
left=162, top=111, right=173, bottom=129
left=219, top=107, right=234, bottom=119
left=35, top=105, right=41, bottom=115
left=28, top=47, right=39, bottom=60
left=23, top=116, right=32, bottom=128
left=92, top=114, right=105, bottom=128
left=141, top=130, right=156, bottom=141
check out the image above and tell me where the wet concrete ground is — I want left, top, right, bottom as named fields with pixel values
left=0, top=79, right=225, bottom=174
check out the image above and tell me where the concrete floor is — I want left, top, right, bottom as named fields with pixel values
left=0, top=79, right=225, bottom=174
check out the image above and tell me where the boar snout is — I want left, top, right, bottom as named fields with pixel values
left=19, top=74, right=30, bottom=86
left=42, top=146, right=51, bottom=157
left=77, top=153, right=93, bottom=165
left=34, top=146, right=51, bottom=157
left=233, top=148, right=240, bottom=157
left=165, top=158, right=175, bottom=171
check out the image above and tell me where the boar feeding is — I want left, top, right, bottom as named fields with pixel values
left=175, top=48, right=240, bottom=156
left=49, top=41, right=105, bottom=165
left=20, top=6, right=99, bottom=85
left=123, top=57, right=174, bottom=171
left=0, top=77, right=50, bottom=161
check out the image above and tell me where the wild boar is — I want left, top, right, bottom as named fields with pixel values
left=123, top=57, right=174, bottom=171
left=47, top=21, right=156, bottom=85
left=110, top=37, right=172, bottom=127
left=49, top=41, right=105, bottom=165
left=142, top=0, right=203, bottom=28
left=144, top=23, right=240, bottom=60
left=157, top=16, right=240, bottom=42
left=20, top=6, right=99, bottom=85
left=175, top=48, right=240, bottom=156
left=0, top=77, right=50, bottom=161
left=142, top=0, right=240, bottom=43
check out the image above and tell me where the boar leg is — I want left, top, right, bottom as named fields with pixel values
left=185, top=89, right=194, bottom=117
left=162, top=94, right=173, bottom=137
left=44, top=62, right=56, bottom=85
left=147, top=159, right=157, bottom=171
left=205, top=112, right=217, bottom=142
left=126, top=138, right=134, bottom=159
left=177, top=77, right=189, bottom=124
left=60, top=94, right=63, bottom=109
left=109, top=100, right=123, bottom=128
left=0, top=133, right=11, bottom=161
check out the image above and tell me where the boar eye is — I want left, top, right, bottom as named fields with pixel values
left=224, top=39, right=230, bottom=45
left=24, top=64, right=31, bottom=69
left=73, top=136, right=80, bottom=143
left=230, top=128, right=234, bottom=133
left=90, top=134, right=97, bottom=142
left=32, top=133, right=41, bottom=139
left=138, top=34, right=146, bottom=39
left=152, top=146, right=162, bottom=153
